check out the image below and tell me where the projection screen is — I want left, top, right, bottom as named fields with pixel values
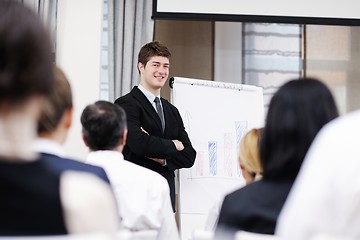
left=152, top=0, right=360, bottom=25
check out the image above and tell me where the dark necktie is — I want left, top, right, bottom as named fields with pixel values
left=154, top=97, right=165, bottom=132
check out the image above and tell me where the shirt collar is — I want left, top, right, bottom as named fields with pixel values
left=87, top=150, right=125, bottom=162
left=32, top=138, right=66, bottom=157
left=138, top=84, right=161, bottom=104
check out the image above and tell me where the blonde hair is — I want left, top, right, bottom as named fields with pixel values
left=239, top=128, right=263, bottom=181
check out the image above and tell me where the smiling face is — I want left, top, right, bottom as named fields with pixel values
left=139, top=56, right=169, bottom=95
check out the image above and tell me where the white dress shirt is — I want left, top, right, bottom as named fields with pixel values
left=138, top=83, right=162, bottom=112
left=86, top=150, right=179, bottom=240
left=276, top=110, right=360, bottom=240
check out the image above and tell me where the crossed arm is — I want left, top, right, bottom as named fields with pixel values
left=117, top=98, right=196, bottom=170
left=141, top=127, right=184, bottom=165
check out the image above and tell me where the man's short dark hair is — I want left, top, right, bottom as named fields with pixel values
left=81, top=101, right=127, bottom=151
left=137, top=40, right=171, bottom=67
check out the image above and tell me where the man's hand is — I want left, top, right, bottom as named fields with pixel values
left=141, top=127, right=180, bottom=164
left=172, top=140, right=184, bottom=151
left=147, top=157, right=166, bottom=165
left=140, top=127, right=149, bottom=135
left=141, top=127, right=166, bottom=165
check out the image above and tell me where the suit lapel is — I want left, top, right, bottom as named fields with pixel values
left=131, top=87, right=164, bottom=132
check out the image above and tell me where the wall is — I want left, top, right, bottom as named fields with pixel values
left=214, top=22, right=243, bottom=84
left=154, top=21, right=244, bottom=97
left=56, top=0, right=103, bottom=160
left=306, top=25, right=360, bottom=115
left=348, top=28, right=360, bottom=112
left=154, top=20, right=214, bottom=100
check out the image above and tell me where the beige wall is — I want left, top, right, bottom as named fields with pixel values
left=348, top=28, right=360, bottom=112
left=57, top=0, right=103, bottom=160
left=306, top=25, right=360, bottom=115
left=154, top=20, right=214, bottom=100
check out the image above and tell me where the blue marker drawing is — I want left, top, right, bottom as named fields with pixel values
left=235, top=121, right=248, bottom=176
left=235, top=121, right=248, bottom=149
left=208, top=141, right=218, bottom=176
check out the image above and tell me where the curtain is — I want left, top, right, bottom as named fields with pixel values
left=107, top=0, right=154, bottom=101
left=21, top=0, right=58, bottom=53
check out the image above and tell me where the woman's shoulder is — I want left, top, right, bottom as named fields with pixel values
left=223, top=182, right=260, bottom=204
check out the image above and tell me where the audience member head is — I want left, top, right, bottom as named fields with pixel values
left=239, top=128, right=263, bottom=184
left=37, top=66, right=73, bottom=144
left=137, top=40, right=171, bottom=68
left=0, top=1, right=54, bottom=160
left=0, top=1, right=53, bottom=106
left=260, top=78, right=338, bottom=181
left=81, top=101, right=127, bottom=151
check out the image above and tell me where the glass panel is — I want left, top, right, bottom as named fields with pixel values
left=243, top=23, right=302, bottom=112
left=306, top=25, right=360, bottom=115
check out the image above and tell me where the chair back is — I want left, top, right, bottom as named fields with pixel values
left=191, top=230, right=214, bottom=240
left=235, top=231, right=277, bottom=240
left=0, top=230, right=157, bottom=240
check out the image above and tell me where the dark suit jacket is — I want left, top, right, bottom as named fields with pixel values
left=115, top=86, right=196, bottom=210
left=0, top=158, right=67, bottom=235
left=41, top=153, right=110, bottom=184
left=215, top=179, right=294, bottom=239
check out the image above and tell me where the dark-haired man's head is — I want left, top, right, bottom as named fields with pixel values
left=81, top=101, right=127, bottom=151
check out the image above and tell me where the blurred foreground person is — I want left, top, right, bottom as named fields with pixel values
left=33, top=66, right=111, bottom=184
left=276, top=104, right=360, bottom=239
left=0, top=1, right=118, bottom=235
left=215, top=78, right=338, bottom=239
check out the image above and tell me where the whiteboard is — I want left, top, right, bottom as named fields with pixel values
left=171, top=77, right=264, bottom=239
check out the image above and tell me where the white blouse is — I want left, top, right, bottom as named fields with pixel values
left=276, top=110, right=360, bottom=240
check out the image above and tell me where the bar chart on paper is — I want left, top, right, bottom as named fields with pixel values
left=171, top=77, right=264, bottom=240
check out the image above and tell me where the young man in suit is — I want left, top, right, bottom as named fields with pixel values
left=33, top=66, right=110, bottom=183
left=114, top=41, right=196, bottom=211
